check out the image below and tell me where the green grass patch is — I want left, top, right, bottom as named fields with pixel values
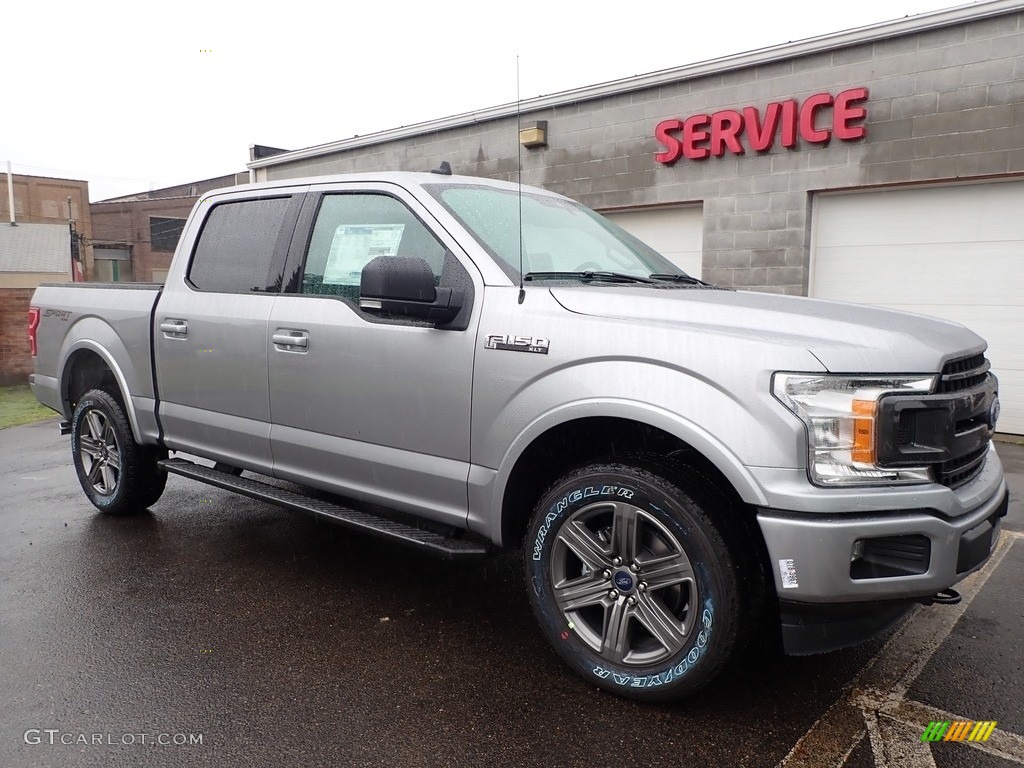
left=0, top=385, right=59, bottom=430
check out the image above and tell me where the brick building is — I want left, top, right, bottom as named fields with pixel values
left=90, top=173, right=247, bottom=283
left=0, top=173, right=89, bottom=384
left=247, top=1, right=1024, bottom=434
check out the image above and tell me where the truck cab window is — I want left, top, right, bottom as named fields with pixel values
left=188, top=197, right=292, bottom=293
left=301, top=194, right=447, bottom=299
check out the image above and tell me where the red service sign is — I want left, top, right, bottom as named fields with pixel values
left=654, top=87, right=868, bottom=164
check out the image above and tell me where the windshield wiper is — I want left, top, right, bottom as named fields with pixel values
left=649, top=273, right=713, bottom=287
left=524, top=271, right=655, bottom=284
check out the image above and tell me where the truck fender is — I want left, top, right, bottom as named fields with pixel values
left=480, top=398, right=770, bottom=546
left=58, top=323, right=147, bottom=445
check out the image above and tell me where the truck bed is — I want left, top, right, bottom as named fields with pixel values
left=30, top=282, right=164, bottom=443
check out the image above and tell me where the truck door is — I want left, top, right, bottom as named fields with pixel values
left=267, top=186, right=482, bottom=528
left=154, top=190, right=304, bottom=473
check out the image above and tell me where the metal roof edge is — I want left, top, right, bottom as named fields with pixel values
left=92, top=172, right=244, bottom=203
left=0, top=270, right=68, bottom=276
left=247, top=0, right=1022, bottom=171
left=91, top=195, right=205, bottom=205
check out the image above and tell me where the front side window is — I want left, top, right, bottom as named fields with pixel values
left=188, top=197, right=291, bottom=293
left=424, top=184, right=682, bottom=282
left=301, top=194, right=448, bottom=299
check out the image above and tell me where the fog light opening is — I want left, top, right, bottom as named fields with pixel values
left=849, top=534, right=931, bottom=580
left=851, top=539, right=866, bottom=563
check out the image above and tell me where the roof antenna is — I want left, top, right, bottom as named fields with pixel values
left=517, top=56, right=526, bottom=305
left=430, top=160, right=452, bottom=175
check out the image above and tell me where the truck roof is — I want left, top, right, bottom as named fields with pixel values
left=203, top=171, right=560, bottom=199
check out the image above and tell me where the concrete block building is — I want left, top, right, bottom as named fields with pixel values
left=247, top=1, right=1024, bottom=434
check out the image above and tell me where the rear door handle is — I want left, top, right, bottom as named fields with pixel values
left=273, top=330, right=309, bottom=350
left=160, top=319, right=188, bottom=338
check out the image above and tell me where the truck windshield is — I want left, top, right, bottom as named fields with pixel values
left=424, top=183, right=686, bottom=283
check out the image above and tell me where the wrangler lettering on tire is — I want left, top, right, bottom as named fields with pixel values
left=525, top=461, right=747, bottom=702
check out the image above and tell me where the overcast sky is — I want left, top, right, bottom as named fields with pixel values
left=3, top=0, right=980, bottom=201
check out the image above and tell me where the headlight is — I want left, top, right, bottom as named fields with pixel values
left=772, top=373, right=936, bottom=486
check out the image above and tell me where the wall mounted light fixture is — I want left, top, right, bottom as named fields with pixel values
left=519, top=121, right=548, bottom=149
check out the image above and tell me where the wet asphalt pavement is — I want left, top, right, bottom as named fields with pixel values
left=1, top=417, right=1022, bottom=768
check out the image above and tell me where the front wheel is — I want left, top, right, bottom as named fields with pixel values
left=71, top=388, right=166, bottom=515
left=525, top=461, right=750, bottom=702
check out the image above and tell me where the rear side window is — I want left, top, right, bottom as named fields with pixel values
left=188, top=197, right=292, bottom=292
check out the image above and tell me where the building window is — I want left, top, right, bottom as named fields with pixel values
left=150, top=217, right=186, bottom=252
left=93, top=246, right=132, bottom=282
left=94, top=259, right=134, bottom=282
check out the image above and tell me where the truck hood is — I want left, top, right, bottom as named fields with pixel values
left=549, top=286, right=986, bottom=373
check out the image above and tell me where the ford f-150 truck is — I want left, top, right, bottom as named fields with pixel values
left=29, top=172, right=1008, bottom=701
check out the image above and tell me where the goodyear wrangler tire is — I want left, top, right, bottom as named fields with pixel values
left=71, top=388, right=165, bottom=515
left=525, top=461, right=744, bottom=702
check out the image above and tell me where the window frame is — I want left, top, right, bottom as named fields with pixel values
left=280, top=188, right=477, bottom=329
left=184, top=194, right=302, bottom=294
left=298, top=191, right=448, bottom=295
left=149, top=216, right=188, bottom=253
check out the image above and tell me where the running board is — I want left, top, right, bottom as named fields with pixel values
left=158, top=458, right=488, bottom=559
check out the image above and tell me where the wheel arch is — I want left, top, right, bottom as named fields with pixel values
left=60, top=341, right=143, bottom=444
left=493, top=401, right=769, bottom=548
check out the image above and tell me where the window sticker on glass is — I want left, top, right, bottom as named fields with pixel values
left=323, top=224, right=405, bottom=285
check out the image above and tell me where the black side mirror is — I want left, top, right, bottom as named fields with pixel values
left=359, top=256, right=462, bottom=324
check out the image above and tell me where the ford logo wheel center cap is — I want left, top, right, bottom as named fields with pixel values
left=613, top=571, right=634, bottom=592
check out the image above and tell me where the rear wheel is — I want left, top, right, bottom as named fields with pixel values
left=525, top=460, right=752, bottom=702
left=71, top=388, right=166, bottom=515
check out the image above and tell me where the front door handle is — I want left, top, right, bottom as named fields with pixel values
left=273, top=330, right=309, bottom=350
left=160, top=319, right=188, bottom=338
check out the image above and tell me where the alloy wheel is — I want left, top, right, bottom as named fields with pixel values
left=549, top=500, right=699, bottom=666
left=77, top=409, right=121, bottom=495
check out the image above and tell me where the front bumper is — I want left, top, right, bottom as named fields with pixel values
left=756, top=463, right=1009, bottom=604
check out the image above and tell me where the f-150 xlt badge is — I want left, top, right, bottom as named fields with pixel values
left=484, top=334, right=550, bottom=354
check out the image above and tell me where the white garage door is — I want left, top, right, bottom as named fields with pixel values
left=602, top=206, right=703, bottom=278
left=811, top=181, right=1024, bottom=435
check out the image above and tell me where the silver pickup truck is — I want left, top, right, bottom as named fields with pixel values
left=30, top=172, right=1008, bottom=701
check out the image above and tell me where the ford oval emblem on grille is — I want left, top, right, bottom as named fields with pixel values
left=989, top=397, right=1001, bottom=429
